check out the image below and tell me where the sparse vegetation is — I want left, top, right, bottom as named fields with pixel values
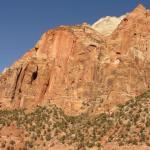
left=0, top=90, right=150, bottom=149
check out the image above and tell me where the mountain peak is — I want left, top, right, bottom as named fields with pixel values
left=136, top=4, right=145, bottom=9
left=133, top=4, right=146, bottom=13
left=91, top=15, right=126, bottom=36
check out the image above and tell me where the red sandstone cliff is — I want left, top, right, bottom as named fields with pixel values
left=0, top=4, right=150, bottom=115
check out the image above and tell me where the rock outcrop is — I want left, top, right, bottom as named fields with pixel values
left=92, top=15, right=126, bottom=36
left=0, top=4, right=150, bottom=115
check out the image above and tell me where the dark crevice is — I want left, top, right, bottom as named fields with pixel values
left=123, top=18, right=128, bottom=22
left=35, top=46, right=39, bottom=52
left=32, top=71, right=38, bottom=81
left=116, top=52, right=121, bottom=55
left=31, top=67, right=38, bottom=84
left=89, top=44, right=97, bottom=48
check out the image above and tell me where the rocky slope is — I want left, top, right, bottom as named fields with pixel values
left=0, top=3, right=150, bottom=150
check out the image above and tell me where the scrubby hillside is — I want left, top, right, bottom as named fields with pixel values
left=0, top=90, right=150, bottom=150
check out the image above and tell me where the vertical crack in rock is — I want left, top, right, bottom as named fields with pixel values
left=17, top=64, right=29, bottom=94
left=43, top=73, right=51, bottom=99
left=11, top=67, right=23, bottom=100
left=39, top=64, right=51, bottom=101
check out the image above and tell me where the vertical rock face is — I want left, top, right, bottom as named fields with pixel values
left=0, top=26, right=104, bottom=114
left=0, top=5, right=150, bottom=115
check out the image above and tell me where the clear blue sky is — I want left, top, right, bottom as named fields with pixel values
left=0, top=0, right=150, bottom=71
